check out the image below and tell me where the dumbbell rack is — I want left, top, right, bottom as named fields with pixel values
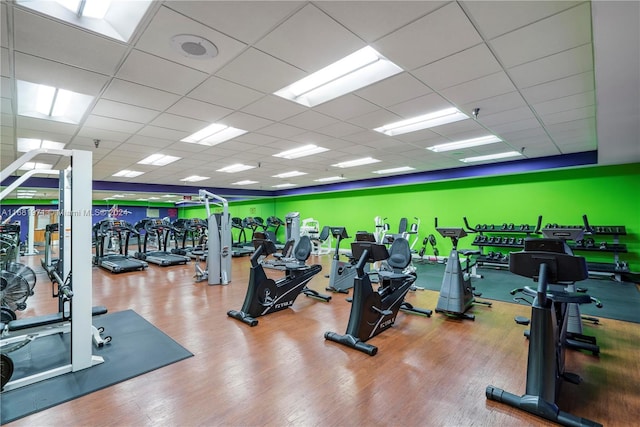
left=568, top=223, right=628, bottom=281
left=463, top=216, right=543, bottom=269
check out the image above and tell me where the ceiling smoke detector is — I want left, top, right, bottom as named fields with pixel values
left=171, top=34, right=218, bottom=59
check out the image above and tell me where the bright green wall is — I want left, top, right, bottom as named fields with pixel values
left=180, top=163, right=640, bottom=271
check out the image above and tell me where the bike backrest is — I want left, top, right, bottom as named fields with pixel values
left=294, top=235, right=312, bottom=262
left=387, top=237, right=412, bottom=270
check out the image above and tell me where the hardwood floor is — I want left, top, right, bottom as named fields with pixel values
left=4, top=252, right=640, bottom=426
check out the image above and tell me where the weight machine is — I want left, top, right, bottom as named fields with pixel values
left=0, top=148, right=107, bottom=391
left=194, top=190, right=232, bottom=286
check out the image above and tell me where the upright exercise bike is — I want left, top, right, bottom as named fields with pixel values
left=486, top=233, right=602, bottom=427
left=435, top=227, right=491, bottom=320
left=324, top=237, right=431, bottom=356
left=227, top=235, right=331, bottom=326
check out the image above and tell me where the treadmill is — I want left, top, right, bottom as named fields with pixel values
left=93, top=218, right=148, bottom=273
left=134, top=218, right=191, bottom=266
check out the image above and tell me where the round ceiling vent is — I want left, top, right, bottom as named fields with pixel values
left=171, top=34, right=218, bottom=60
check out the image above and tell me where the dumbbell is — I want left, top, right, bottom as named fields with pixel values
left=585, top=238, right=595, bottom=248
left=501, top=223, right=508, bottom=230
left=508, top=237, right=515, bottom=245
left=599, top=242, right=608, bottom=250
left=508, top=223, right=515, bottom=230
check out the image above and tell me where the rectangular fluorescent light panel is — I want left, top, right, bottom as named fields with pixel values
left=217, top=164, right=255, bottom=173
left=332, top=157, right=380, bottom=168
left=460, top=151, right=523, bottom=163
left=17, top=80, right=93, bottom=124
left=180, top=175, right=209, bottom=182
left=138, top=154, right=181, bottom=166
left=233, top=180, right=259, bottom=185
left=427, top=135, right=502, bottom=152
left=17, top=138, right=66, bottom=152
left=113, top=170, right=144, bottom=178
left=372, top=166, right=416, bottom=174
left=181, top=123, right=248, bottom=146
left=272, top=171, right=307, bottom=178
left=274, top=46, right=403, bottom=107
left=272, top=183, right=296, bottom=188
left=19, top=162, right=53, bottom=170
left=374, top=108, right=468, bottom=136
left=314, top=176, right=345, bottom=182
left=273, top=144, right=329, bottom=159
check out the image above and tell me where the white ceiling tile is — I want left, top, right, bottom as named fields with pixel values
left=315, top=121, right=364, bottom=138
left=136, top=125, right=189, bottom=142
left=461, top=1, right=581, bottom=40
left=1, top=97, right=12, bottom=115
left=541, top=106, right=595, bottom=126
left=149, top=113, right=207, bottom=133
left=460, top=91, right=528, bottom=118
left=313, top=95, right=380, bottom=121
left=116, top=50, right=208, bottom=95
left=134, top=6, right=247, bottom=74
left=508, top=44, right=593, bottom=89
left=83, top=115, right=144, bottom=134
left=189, top=76, right=263, bottom=110
left=373, top=2, right=482, bottom=71
left=15, top=115, right=78, bottom=135
left=1, top=48, right=10, bottom=77
left=13, top=8, right=127, bottom=75
left=521, top=72, right=595, bottom=104
left=102, top=79, right=181, bottom=111
left=477, top=106, right=537, bottom=127
left=347, top=109, right=402, bottom=130
left=220, top=111, right=273, bottom=132
left=241, top=95, right=307, bottom=122
left=92, top=99, right=160, bottom=124
left=0, top=3, right=7, bottom=48
left=355, top=73, right=433, bottom=108
left=489, top=3, right=592, bottom=68
left=125, top=135, right=174, bottom=149
left=257, top=123, right=306, bottom=139
left=490, top=117, right=541, bottom=135
left=167, top=98, right=233, bottom=123
left=216, top=48, right=306, bottom=93
left=386, top=92, right=457, bottom=118
left=413, top=44, right=502, bottom=91
left=164, top=1, right=304, bottom=45
left=440, top=71, right=517, bottom=106
left=14, top=53, right=108, bottom=95
left=317, top=1, right=446, bottom=42
left=533, top=92, right=595, bottom=116
left=283, top=111, right=339, bottom=131
left=255, top=3, right=365, bottom=72
left=76, top=126, right=133, bottom=143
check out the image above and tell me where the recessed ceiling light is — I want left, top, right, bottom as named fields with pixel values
left=372, top=166, right=416, bottom=174
left=137, top=154, right=181, bottom=166
left=19, top=162, right=53, bottom=171
left=427, top=135, right=502, bottom=152
left=374, top=108, right=468, bottom=136
left=460, top=151, right=523, bottom=163
left=181, top=123, right=247, bottom=146
left=314, top=176, right=345, bottom=183
left=17, top=80, right=93, bottom=124
left=273, top=144, right=329, bottom=159
left=272, top=171, right=307, bottom=178
left=232, top=180, right=259, bottom=185
left=180, top=175, right=209, bottom=182
left=332, top=157, right=380, bottom=168
left=112, top=170, right=144, bottom=178
left=217, top=164, right=255, bottom=173
left=272, top=183, right=296, bottom=188
left=274, top=46, right=403, bottom=107
left=171, top=34, right=218, bottom=59
left=17, top=138, right=66, bottom=152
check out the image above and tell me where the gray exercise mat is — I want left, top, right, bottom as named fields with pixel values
left=1, top=309, right=193, bottom=424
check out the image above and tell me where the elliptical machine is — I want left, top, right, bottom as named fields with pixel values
left=486, top=231, right=603, bottom=427
left=324, top=226, right=357, bottom=294
left=435, top=227, right=491, bottom=320
left=324, top=236, right=431, bottom=356
left=227, top=235, right=330, bottom=327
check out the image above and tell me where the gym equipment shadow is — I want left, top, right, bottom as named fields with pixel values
left=1, top=310, right=193, bottom=424
left=413, top=262, right=640, bottom=324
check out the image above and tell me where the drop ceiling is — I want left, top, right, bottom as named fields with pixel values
left=1, top=1, right=638, bottom=203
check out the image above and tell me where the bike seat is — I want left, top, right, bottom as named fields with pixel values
left=547, top=290, right=592, bottom=304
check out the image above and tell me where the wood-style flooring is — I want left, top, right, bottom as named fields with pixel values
left=4, top=252, right=640, bottom=426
